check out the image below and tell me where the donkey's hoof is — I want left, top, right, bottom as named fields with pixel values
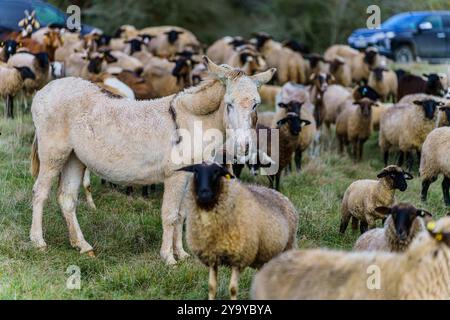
left=176, top=250, right=190, bottom=261
left=31, top=237, right=47, bottom=251
left=85, top=250, right=96, bottom=258
left=161, top=253, right=177, bottom=265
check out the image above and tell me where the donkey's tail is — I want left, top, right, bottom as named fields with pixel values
left=30, top=135, right=40, bottom=178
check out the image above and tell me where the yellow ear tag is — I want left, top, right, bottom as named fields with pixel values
left=225, top=174, right=231, bottom=180
left=435, top=233, right=443, bottom=241
left=427, top=221, right=436, bottom=231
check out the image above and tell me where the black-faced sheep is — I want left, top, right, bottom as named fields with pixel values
left=178, top=162, right=298, bottom=300
left=328, top=57, right=352, bottom=87
left=340, top=165, right=413, bottom=234
left=397, top=73, right=447, bottom=100
left=252, top=215, right=450, bottom=299
left=353, top=203, right=432, bottom=252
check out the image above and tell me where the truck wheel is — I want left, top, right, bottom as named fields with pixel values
left=394, top=46, right=414, bottom=63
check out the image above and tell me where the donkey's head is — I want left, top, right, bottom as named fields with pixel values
left=203, top=56, right=276, bottom=158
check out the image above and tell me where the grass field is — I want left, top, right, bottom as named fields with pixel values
left=1, top=64, right=449, bottom=299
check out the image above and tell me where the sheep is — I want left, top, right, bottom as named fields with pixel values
left=350, top=46, right=380, bottom=83
left=0, top=40, right=21, bottom=62
left=259, top=84, right=281, bottom=106
left=420, top=126, right=450, bottom=206
left=340, top=165, right=413, bottom=234
left=379, top=98, right=444, bottom=171
left=322, top=84, right=352, bottom=129
left=371, top=102, right=393, bottom=131
left=397, top=73, right=447, bottom=100
left=64, top=50, right=110, bottom=79
left=323, top=44, right=359, bottom=62
left=336, top=98, right=378, bottom=160
left=226, top=45, right=266, bottom=75
left=437, top=104, right=450, bottom=127
left=282, top=39, right=310, bottom=55
left=303, top=53, right=327, bottom=78
left=206, top=36, right=247, bottom=64
left=253, top=33, right=306, bottom=84
left=368, top=67, right=398, bottom=102
left=328, top=56, right=352, bottom=87
left=353, top=203, right=432, bottom=252
left=0, top=62, right=35, bottom=118
left=251, top=215, right=450, bottom=300
left=178, top=162, right=298, bottom=300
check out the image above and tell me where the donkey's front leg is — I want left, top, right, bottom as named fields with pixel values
left=161, top=173, right=189, bottom=265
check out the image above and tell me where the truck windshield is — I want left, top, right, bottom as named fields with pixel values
left=381, top=14, right=423, bottom=30
left=32, top=2, right=66, bottom=27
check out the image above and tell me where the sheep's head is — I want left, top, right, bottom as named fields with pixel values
left=165, top=30, right=184, bottom=44
left=305, top=53, right=326, bottom=70
left=371, top=67, right=388, bottom=82
left=171, top=53, right=196, bottom=84
left=126, top=38, right=144, bottom=55
left=276, top=112, right=310, bottom=136
left=203, top=56, right=276, bottom=159
left=413, top=99, right=444, bottom=120
left=423, top=73, right=446, bottom=97
left=439, top=105, right=450, bottom=123
left=363, top=47, right=378, bottom=66
left=229, top=37, right=247, bottom=49
left=237, top=46, right=265, bottom=75
left=354, top=98, right=378, bottom=118
left=375, top=203, right=432, bottom=241
left=177, top=162, right=234, bottom=210
left=252, top=32, right=272, bottom=50
left=377, top=165, right=413, bottom=192
left=282, top=39, right=310, bottom=54
left=309, top=72, right=333, bottom=93
left=329, top=57, right=345, bottom=74
left=138, top=34, right=154, bottom=45
left=14, top=66, right=36, bottom=80
left=95, top=34, right=112, bottom=48
left=426, top=216, right=450, bottom=247
left=0, top=40, right=22, bottom=60
left=354, top=85, right=380, bottom=101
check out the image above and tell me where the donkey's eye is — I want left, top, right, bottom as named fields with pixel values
left=227, top=104, right=233, bottom=111
left=252, top=103, right=259, bottom=111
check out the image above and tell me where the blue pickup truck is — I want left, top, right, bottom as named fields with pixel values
left=348, top=11, right=450, bottom=63
left=0, top=0, right=97, bottom=37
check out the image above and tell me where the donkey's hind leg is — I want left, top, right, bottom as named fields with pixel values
left=58, top=153, right=94, bottom=255
left=83, top=169, right=96, bottom=210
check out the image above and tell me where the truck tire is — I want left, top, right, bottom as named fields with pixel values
left=394, top=45, right=415, bottom=63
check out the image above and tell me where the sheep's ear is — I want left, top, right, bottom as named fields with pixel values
left=413, top=100, right=423, bottom=106
left=276, top=118, right=288, bottom=128
left=176, top=164, right=200, bottom=173
left=416, top=209, right=432, bottom=218
left=377, top=169, right=388, bottom=178
left=375, top=206, right=391, bottom=216
left=309, top=73, right=316, bottom=81
left=300, top=119, right=311, bottom=127
left=403, top=171, right=414, bottom=180
left=103, top=51, right=118, bottom=63
left=423, top=73, right=430, bottom=78
left=219, top=165, right=235, bottom=180
left=250, top=68, right=276, bottom=87
left=203, top=56, right=229, bottom=80
left=278, top=102, right=288, bottom=109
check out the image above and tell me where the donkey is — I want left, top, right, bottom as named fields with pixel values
left=30, top=56, right=276, bottom=265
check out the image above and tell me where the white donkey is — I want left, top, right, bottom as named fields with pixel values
left=30, top=56, right=276, bottom=265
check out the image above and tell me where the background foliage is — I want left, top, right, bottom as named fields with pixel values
left=48, top=0, right=450, bottom=51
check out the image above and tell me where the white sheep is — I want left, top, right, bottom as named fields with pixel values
left=252, top=215, right=450, bottom=299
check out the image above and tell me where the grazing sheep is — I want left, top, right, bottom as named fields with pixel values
left=0, top=62, right=35, bottom=118
left=379, top=98, right=443, bottom=171
left=328, top=56, right=352, bottom=87
left=420, top=127, right=450, bottom=206
left=353, top=203, right=431, bottom=252
left=368, top=67, right=398, bottom=102
left=340, top=165, right=413, bottom=234
left=323, top=44, right=359, bottom=61
left=336, top=98, right=378, bottom=160
left=252, top=215, right=450, bottom=300
left=397, top=73, right=446, bottom=100
left=178, top=162, right=298, bottom=300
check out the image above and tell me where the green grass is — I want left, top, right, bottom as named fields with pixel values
left=1, top=65, right=449, bottom=299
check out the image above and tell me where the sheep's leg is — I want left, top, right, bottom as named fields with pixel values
left=442, top=176, right=450, bottom=206
left=58, top=154, right=94, bottom=255
left=339, top=210, right=351, bottom=234
left=82, top=169, right=96, bottom=210
left=229, top=267, right=240, bottom=300
left=406, top=151, right=414, bottom=173
left=208, top=265, right=218, bottom=300
left=275, top=172, right=281, bottom=191
left=5, top=95, right=14, bottom=119
left=161, top=173, right=188, bottom=265
left=384, top=151, right=389, bottom=167
left=294, top=147, right=302, bottom=171
left=142, top=186, right=149, bottom=198
left=358, top=140, right=364, bottom=161
left=30, top=164, right=62, bottom=249
left=126, top=186, right=133, bottom=196
left=101, top=179, right=106, bottom=185
left=359, top=221, right=368, bottom=234
left=421, top=176, right=437, bottom=202
left=351, top=216, right=359, bottom=232
left=397, top=151, right=404, bottom=167
left=416, top=150, right=421, bottom=164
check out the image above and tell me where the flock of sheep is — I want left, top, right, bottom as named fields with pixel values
left=2, top=12, right=450, bottom=300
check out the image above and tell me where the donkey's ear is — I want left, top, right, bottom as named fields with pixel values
left=203, top=56, right=229, bottom=80
left=251, top=68, right=276, bottom=87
